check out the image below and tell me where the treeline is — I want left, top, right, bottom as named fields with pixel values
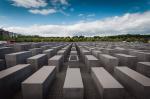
left=0, top=34, right=150, bottom=43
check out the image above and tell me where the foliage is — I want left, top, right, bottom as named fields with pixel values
left=0, top=34, right=150, bottom=43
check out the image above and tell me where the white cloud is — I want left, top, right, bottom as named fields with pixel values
left=4, top=11, right=150, bottom=37
left=11, top=0, right=47, bottom=8
left=51, top=0, right=69, bottom=5
left=29, top=9, right=57, bottom=15
left=60, top=0, right=68, bottom=5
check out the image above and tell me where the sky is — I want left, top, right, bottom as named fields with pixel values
left=0, top=0, right=150, bottom=37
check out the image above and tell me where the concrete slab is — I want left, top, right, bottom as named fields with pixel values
left=48, top=55, right=63, bottom=72
left=91, top=67, right=125, bottom=99
left=29, top=48, right=42, bottom=56
left=0, top=59, right=5, bottom=71
left=130, top=51, right=150, bottom=62
left=5, top=51, right=32, bottom=67
left=114, top=66, right=150, bottom=99
left=22, top=66, right=56, bottom=99
left=115, top=54, right=137, bottom=70
left=0, top=47, right=13, bottom=59
left=68, top=55, right=79, bottom=68
left=85, top=55, right=100, bottom=72
left=99, top=54, right=118, bottom=74
left=0, top=64, right=33, bottom=99
left=43, top=49, right=55, bottom=59
left=27, top=54, right=47, bottom=71
left=63, top=68, right=84, bottom=99
left=136, top=62, right=150, bottom=77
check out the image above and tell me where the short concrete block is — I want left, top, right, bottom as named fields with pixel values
left=63, top=68, right=84, bottom=99
left=114, top=67, right=150, bottom=99
left=0, top=59, right=5, bottom=71
left=0, top=47, right=13, bottom=59
left=5, top=51, right=32, bottom=67
left=136, top=62, right=150, bottom=77
left=99, top=54, right=119, bottom=73
left=70, top=51, right=77, bottom=55
left=68, top=55, right=79, bottom=68
left=22, top=66, right=56, bottom=99
left=115, top=54, right=137, bottom=70
left=91, top=67, right=125, bottom=99
left=48, top=55, right=63, bottom=72
left=29, top=48, right=42, bottom=56
left=85, top=55, right=100, bottom=72
left=91, top=50, right=102, bottom=59
left=43, top=49, right=55, bottom=59
left=130, top=51, right=150, bottom=62
left=0, top=64, right=33, bottom=99
left=27, top=54, right=47, bottom=71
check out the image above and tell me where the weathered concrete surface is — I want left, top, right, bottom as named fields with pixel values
left=22, top=66, right=56, bottom=99
left=85, top=55, right=100, bottom=72
left=99, top=54, right=118, bottom=74
left=29, top=48, right=42, bottom=56
left=0, top=64, right=33, bottom=99
left=91, top=67, right=125, bottom=99
left=27, top=54, right=47, bottom=71
left=115, top=54, right=137, bottom=70
left=48, top=55, right=63, bottom=72
left=14, top=44, right=31, bottom=52
left=0, top=59, right=5, bottom=71
left=0, top=47, right=13, bottom=59
left=136, top=62, right=150, bottom=77
left=130, top=51, right=150, bottom=62
left=68, top=55, right=79, bottom=68
left=114, top=66, right=150, bottom=99
left=43, top=49, right=55, bottom=59
left=63, top=68, right=84, bottom=99
left=5, top=51, right=32, bottom=67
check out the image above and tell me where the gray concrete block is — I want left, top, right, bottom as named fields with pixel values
left=103, top=48, right=117, bottom=56
left=91, top=67, right=125, bottom=99
left=114, top=47, right=129, bottom=54
left=114, top=66, right=150, bottom=99
left=68, top=55, right=79, bottom=68
left=115, top=54, right=137, bottom=70
left=99, top=54, right=118, bottom=74
left=22, top=66, right=56, bottom=99
left=5, top=51, right=32, bottom=67
left=85, top=55, right=100, bottom=72
left=71, top=47, right=76, bottom=51
left=130, top=51, right=150, bottom=62
left=70, top=51, right=77, bottom=55
left=29, top=48, right=42, bottom=56
left=91, top=50, right=102, bottom=59
left=63, top=68, right=84, bottom=99
left=41, top=45, right=51, bottom=50
left=14, top=44, right=31, bottom=52
left=0, top=59, right=5, bottom=71
left=0, top=64, right=33, bottom=99
left=27, top=54, right=47, bottom=71
left=48, top=55, right=63, bottom=72
left=43, top=49, right=55, bottom=59
left=0, top=47, right=13, bottom=59
left=136, top=62, right=150, bottom=77
left=31, top=43, right=40, bottom=48
left=80, top=49, right=91, bottom=63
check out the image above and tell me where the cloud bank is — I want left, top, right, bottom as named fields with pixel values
left=5, top=11, right=150, bottom=37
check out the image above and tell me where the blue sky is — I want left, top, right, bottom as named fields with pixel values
left=0, top=0, right=150, bottom=36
